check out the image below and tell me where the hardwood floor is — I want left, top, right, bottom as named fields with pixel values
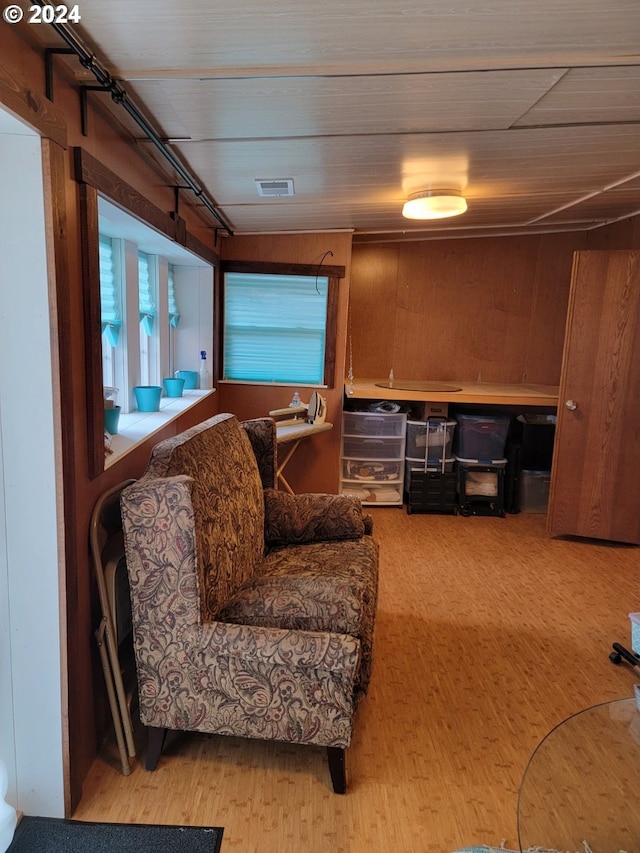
left=73, top=510, right=639, bottom=852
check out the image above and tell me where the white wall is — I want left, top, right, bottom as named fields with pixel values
left=0, top=109, right=65, bottom=816
left=174, top=266, right=215, bottom=376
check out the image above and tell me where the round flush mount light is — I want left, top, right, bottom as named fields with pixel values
left=402, top=189, right=468, bottom=220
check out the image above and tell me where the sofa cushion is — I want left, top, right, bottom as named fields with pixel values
left=264, top=489, right=365, bottom=546
left=141, top=413, right=265, bottom=620
left=217, top=535, right=379, bottom=694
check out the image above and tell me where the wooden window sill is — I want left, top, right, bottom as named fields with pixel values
left=104, top=389, right=215, bottom=467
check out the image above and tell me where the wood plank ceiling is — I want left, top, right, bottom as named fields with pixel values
left=45, top=0, right=640, bottom=240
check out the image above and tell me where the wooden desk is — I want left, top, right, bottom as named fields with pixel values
left=346, top=379, right=559, bottom=408
left=274, top=420, right=333, bottom=494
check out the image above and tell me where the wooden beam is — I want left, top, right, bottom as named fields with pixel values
left=73, top=148, right=220, bottom=267
left=0, top=59, right=67, bottom=147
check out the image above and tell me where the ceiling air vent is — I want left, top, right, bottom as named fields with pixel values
left=255, top=178, right=295, bottom=198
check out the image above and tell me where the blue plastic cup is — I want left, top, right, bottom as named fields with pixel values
left=133, top=385, right=162, bottom=412
left=176, top=370, right=198, bottom=390
left=163, top=377, right=185, bottom=398
left=103, top=405, right=121, bottom=434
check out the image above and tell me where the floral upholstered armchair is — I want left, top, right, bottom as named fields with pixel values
left=120, top=414, right=378, bottom=792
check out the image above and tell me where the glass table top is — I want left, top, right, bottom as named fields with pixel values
left=518, top=697, right=640, bottom=853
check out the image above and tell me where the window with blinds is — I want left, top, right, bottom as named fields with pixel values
left=168, top=263, right=180, bottom=328
left=223, top=272, right=329, bottom=384
left=99, top=235, right=120, bottom=346
left=138, top=251, right=155, bottom=336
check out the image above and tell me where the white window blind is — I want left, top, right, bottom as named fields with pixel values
left=168, top=263, right=180, bottom=328
left=223, top=272, right=328, bottom=384
left=99, top=235, right=120, bottom=346
left=138, top=251, right=155, bottom=335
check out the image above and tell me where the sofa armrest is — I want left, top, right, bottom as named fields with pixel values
left=146, top=622, right=362, bottom=744
left=187, top=622, right=361, bottom=682
left=264, top=488, right=366, bottom=546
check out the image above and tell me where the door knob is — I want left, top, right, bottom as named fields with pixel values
left=565, top=399, right=578, bottom=411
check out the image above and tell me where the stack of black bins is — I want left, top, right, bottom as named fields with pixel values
left=404, top=419, right=457, bottom=514
left=454, top=414, right=512, bottom=517
left=508, top=414, right=556, bottom=513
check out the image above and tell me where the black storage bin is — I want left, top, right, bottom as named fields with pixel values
left=513, top=414, right=556, bottom=470
left=503, top=436, right=521, bottom=513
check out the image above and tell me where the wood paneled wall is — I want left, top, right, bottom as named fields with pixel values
left=349, top=218, right=640, bottom=386
left=584, top=214, right=640, bottom=251
left=349, top=233, right=585, bottom=385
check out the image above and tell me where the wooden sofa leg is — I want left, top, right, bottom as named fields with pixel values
left=327, top=746, right=346, bottom=794
left=145, top=726, right=167, bottom=771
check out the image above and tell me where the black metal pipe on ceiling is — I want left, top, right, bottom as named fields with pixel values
left=40, top=7, right=234, bottom=236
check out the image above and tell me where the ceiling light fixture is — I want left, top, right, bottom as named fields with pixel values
left=402, top=189, right=467, bottom=220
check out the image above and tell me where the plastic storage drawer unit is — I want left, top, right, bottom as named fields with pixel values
left=342, top=436, right=405, bottom=460
left=405, top=420, right=456, bottom=462
left=340, top=410, right=406, bottom=506
left=518, top=469, right=551, bottom=513
left=343, top=459, right=403, bottom=482
left=341, top=482, right=403, bottom=505
left=343, top=411, right=406, bottom=437
left=454, top=414, right=511, bottom=461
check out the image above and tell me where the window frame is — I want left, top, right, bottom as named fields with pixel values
left=218, top=260, right=344, bottom=389
left=98, top=234, right=119, bottom=389
left=76, top=147, right=219, bottom=478
left=137, top=250, right=158, bottom=386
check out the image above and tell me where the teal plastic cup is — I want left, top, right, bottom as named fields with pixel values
left=103, top=405, right=121, bottom=434
left=163, top=377, right=185, bottom=397
left=133, top=385, right=162, bottom=412
left=176, top=370, right=198, bottom=389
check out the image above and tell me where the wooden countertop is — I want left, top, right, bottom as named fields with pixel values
left=345, top=379, right=559, bottom=407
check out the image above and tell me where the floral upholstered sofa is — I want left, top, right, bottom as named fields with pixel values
left=120, top=413, right=379, bottom=792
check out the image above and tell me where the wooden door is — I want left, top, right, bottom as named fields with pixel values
left=547, top=250, right=640, bottom=544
